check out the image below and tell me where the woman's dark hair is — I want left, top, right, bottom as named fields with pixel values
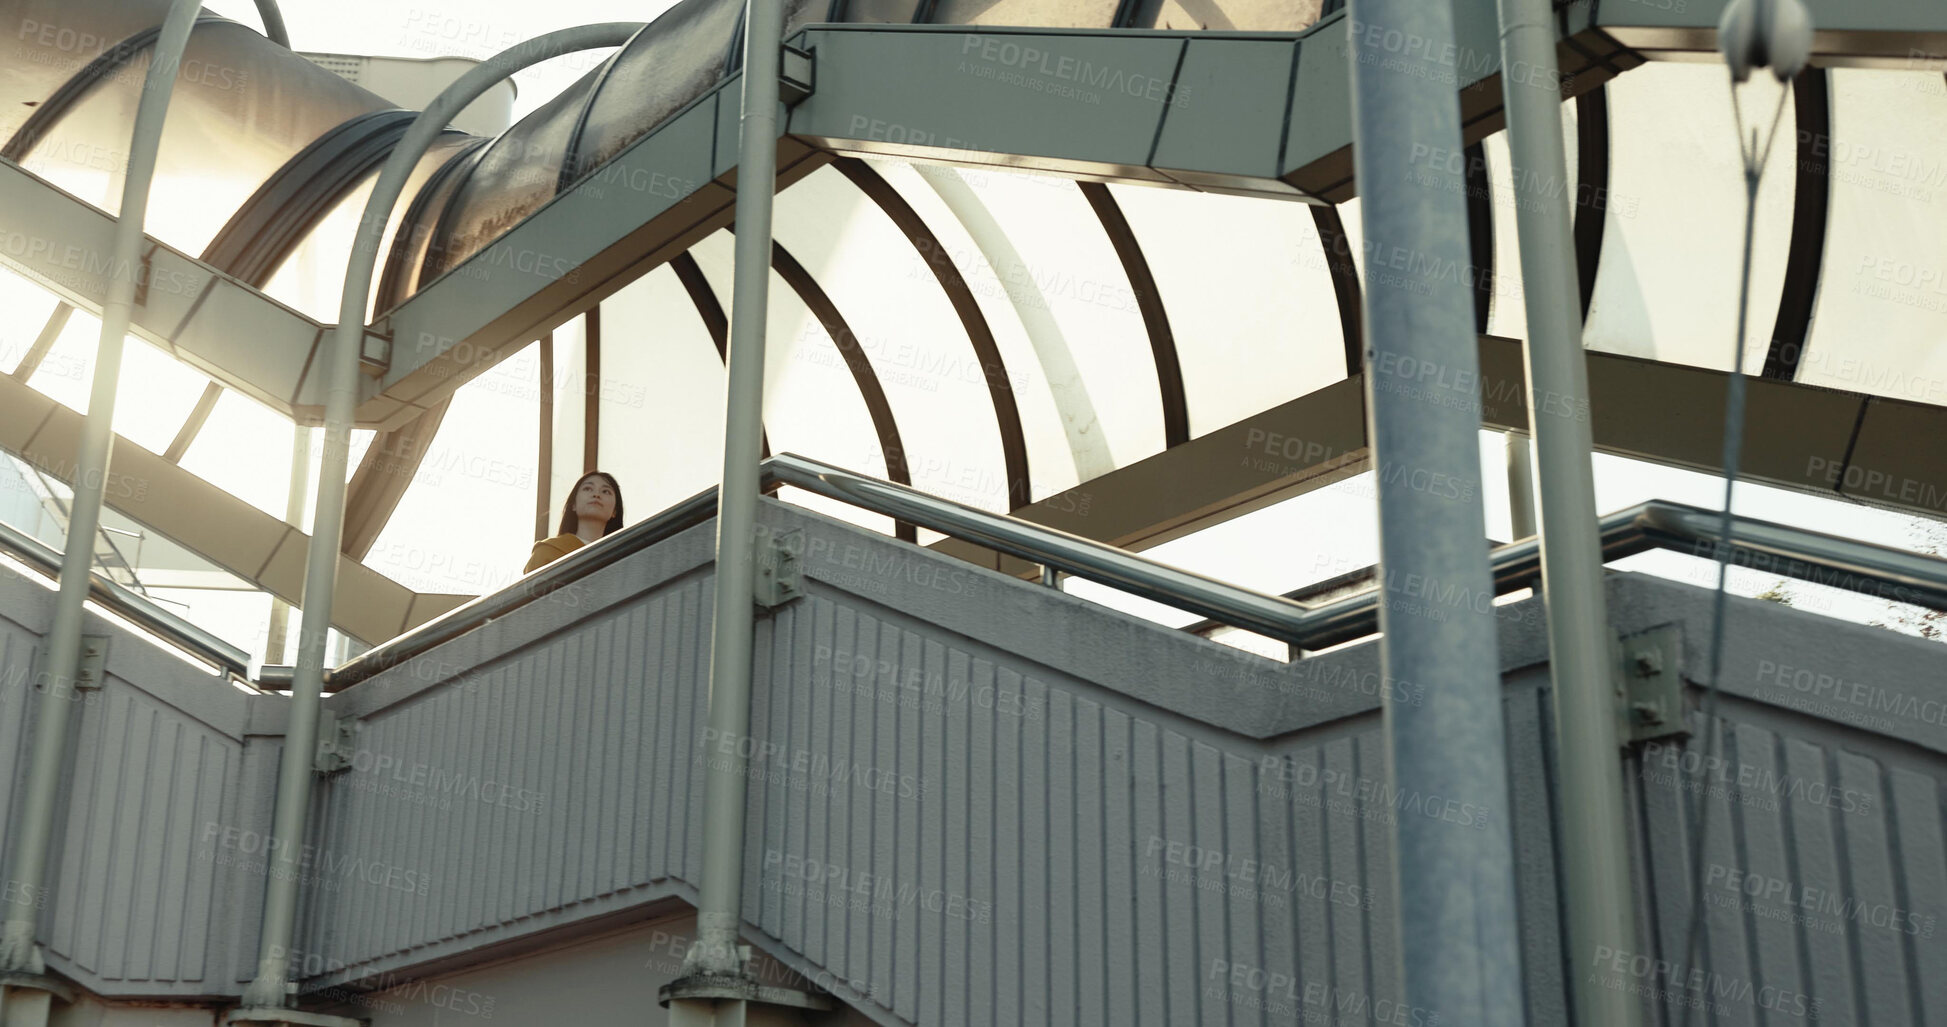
left=557, top=471, right=624, bottom=537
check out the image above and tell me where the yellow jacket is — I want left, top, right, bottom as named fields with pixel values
left=523, top=533, right=585, bottom=573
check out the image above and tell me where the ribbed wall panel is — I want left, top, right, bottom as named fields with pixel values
left=730, top=595, right=1557, bottom=1027
left=298, top=579, right=715, bottom=973
left=39, top=676, right=241, bottom=985
left=1630, top=706, right=1947, bottom=1027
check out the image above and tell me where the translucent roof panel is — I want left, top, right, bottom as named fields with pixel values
left=889, top=164, right=1160, bottom=477
left=19, top=19, right=389, bottom=255
left=546, top=316, right=589, bottom=515
left=1584, top=63, right=1794, bottom=373
left=1104, top=181, right=1346, bottom=435
left=1798, top=69, right=1947, bottom=406
left=773, top=165, right=1010, bottom=511
left=865, top=159, right=1080, bottom=501
left=595, top=265, right=729, bottom=516
left=0, top=270, right=61, bottom=375
left=568, top=0, right=744, bottom=173
left=0, top=0, right=176, bottom=143
left=178, top=388, right=298, bottom=520
left=687, top=229, right=896, bottom=537
left=365, top=342, right=543, bottom=595
left=260, top=139, right=475, bottom=321
left=18, top=309, right=212, bottom=453
left=429, top=71, right=599, bottom=277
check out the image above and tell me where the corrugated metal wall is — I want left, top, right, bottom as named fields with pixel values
left=4, top=501, right=1942, bottom=1027
left=0, top=573, right=257, bottom=996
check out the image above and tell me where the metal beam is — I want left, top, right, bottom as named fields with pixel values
left=1312, top=204, right=1364, bottom=376
left=1078, top=181, right=1189, bottom=446
left=933, top=334, right=1947, bottom=574
left=835, top=157, right=1031, bottom=508
left=0, top=374, right=468, bottom=643
left=1572, top=86, right=1610, bottom=320
left=9, top=303, right=72, bottom=381
left=1760, top=70, right=1832, bottom=382
left=765, top=238, right=918, bottom=541
left=162, top=381, right=223, bottom=463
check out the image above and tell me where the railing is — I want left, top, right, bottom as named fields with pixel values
left=0, top=517, right=253, bottom=678
left=278, top=453, right=1947, bottom=693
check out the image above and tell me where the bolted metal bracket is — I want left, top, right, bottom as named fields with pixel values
left=74, top=634, right=109, bottom=690
left=754, top=527, right=805, bottom=609
left=1611, top=623, right=1690, bottom=747
left=313, top=709, right=357, bottom=775
left=779, top=43, right=815, bottom=107
left=36, top=635, right=110, bottom=696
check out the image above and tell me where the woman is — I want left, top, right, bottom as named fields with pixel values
left=524, top=471, right=624, bottom=573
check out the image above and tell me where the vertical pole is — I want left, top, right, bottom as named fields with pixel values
left=1492, top=0, right=1642, bottom=1021
left=264, top=427, right=313, bottom=665
left=682, top=0, right=785, bottom=983
left=1345, top=1, right=1527, bottom=1023
left=236, top=26, right=645, bottom=1008
left=1505, top=431, right=1537, bottom=540
left=0, top=0, right=201, bottom=974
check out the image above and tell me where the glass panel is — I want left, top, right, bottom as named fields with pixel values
left=929, top=0, right=1117, bottom=28
left=0, top=0, right=176, bottom=143
left=774, top=166, right=1010, bottom=511
left=596, top=265, right=728, bottom=518
left=110, top=340, right=209, bottom=454
left=430, top=72, right=599, bottom=276
left=21, top=20, right=389, bottom=255
left=1105, top=182, right=1345, bottom=435
left=547, top=316, right=588, bottom=521
left=1584, top=63, right=1794, bottom=373
left=1798, top=69, right=1947, bottom=406
left=571, top=0, right=744, bottom=173
left=179, top=388, right=297, bottom=519
left=0, top=270, right=60, bottom=375
left=1134, top=0, right=1326, bottom=31
left=384, top=141, right=487, bottom=307
left=865, top=159, right=1078, bottom=502
left=25, top=306, right=102, bottom=411
left=259, top=139, right=474, bottom=322
left=366, top=342, right=542, bottom=595
left=922, top=165, right=1162, bottom=471
left=687, top=229, right=895, bottom=536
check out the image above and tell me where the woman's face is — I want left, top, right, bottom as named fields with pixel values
left=574, top=476, right=616, bottom=523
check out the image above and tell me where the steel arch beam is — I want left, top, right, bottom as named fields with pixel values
left=763, top=238, right=919, bottom=542
left=1760, top=70, right=1832, bottom=383
left=1078, top=181, right=1189, bottom=447
left=671, top=251, right=773, bottom=460
left=1571, top=85, right=1610, bottom=321
left=834, top=156, right=1032, bottom=509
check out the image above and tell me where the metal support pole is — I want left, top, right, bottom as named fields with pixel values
left=678, top=0, right=786, bottom=987
left=235, top=23, right=642, bottom=1010
left=263, top=428, right=311, bottom=666
left=1345, top=1, right=1526, bottom=1023
left=1505, top=431, right=1537, bottom=540
left=1492, top=0, right=1642, bottom=1021
left=0, top=0, right=201, bottom=978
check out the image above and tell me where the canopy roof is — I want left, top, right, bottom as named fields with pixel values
left=0, top=0, right=1943, bottom=652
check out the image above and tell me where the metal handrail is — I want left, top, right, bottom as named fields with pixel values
left=309, top=453, right=1947, bottom=692
left=0, top=518, right=251, bottom=678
